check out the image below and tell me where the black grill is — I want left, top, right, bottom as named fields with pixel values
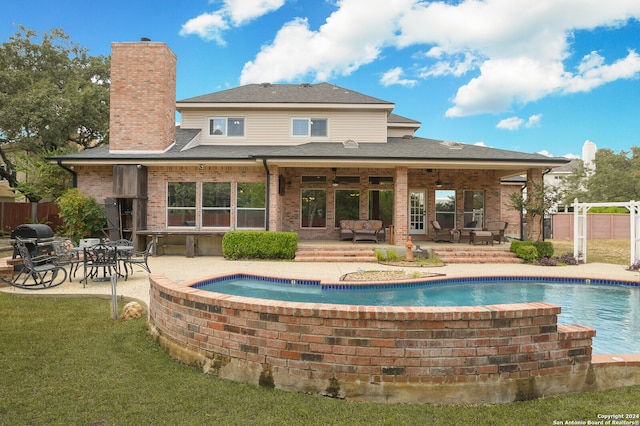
left=11, top=224, right=55, bottom=257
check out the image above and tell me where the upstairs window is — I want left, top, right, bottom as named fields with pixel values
left=209, top=117, right=244, bottom=136
left=292, top=118, right=327, bottom=137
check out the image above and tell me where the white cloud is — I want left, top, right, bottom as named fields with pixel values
left=496, top=116, right=524, bottom=131
left=240, top=0, right=415, bottom=84
left=230, top=0, right=640, bottom=116
left=180, top=0, right=285, bottom=45
left=184, top=0, right=640, bottom=116
left=180, top=11, right=229, bottom=44
left=380, top=67, right=417, bottom=87
left=496, top=113, right=543, bottom=130
left=525, top=114, right=542, bottom=128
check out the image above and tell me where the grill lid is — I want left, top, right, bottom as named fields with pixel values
left=11, top=224, right=55, bottom=241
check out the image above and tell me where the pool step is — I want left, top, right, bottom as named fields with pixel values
left=294, top=246, right=377, bottom=262
left=433, top=245, right=522, bottom=264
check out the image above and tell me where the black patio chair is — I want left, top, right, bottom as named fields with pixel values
left=121, top=241, right=153, bottom=281
left=82, top=244, right=118, bottom=287
left=1, top=238, right=67, bottom=289
left=52, top=239, right=83, bottom=282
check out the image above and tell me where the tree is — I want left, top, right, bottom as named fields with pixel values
left=0, top=26, right=110, bottom=200
left=509, top=181, right=561, bottom=241
left=558, top=147, right=640, bottom=204
left=13, top=147, right=75, bottom=201
left=585, top=147, right=640, bottom=202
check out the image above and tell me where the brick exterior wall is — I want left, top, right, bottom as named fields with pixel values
left=109, top=41, right=176, bottom=152
left=149, top=274, right=599, bottom=404
left=76, top=164, right=526, bottom=242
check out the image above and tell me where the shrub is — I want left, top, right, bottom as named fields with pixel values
left=386, top=249, right=398, bottom=261
left=627, top=260, right=640, bottom=271
left=534, top=241, right=554, bottom=258
left=515, top=244, right=538, bottom=263
left=537, top=256, right=559, bottom=266
left=559, top=252, right=579, bottom=265
left=55, top=188, right=107, bottom=244
left=222, top=231, right=297, bottom=260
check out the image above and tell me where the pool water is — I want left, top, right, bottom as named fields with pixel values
left=197, top=277, right=640, bottom=354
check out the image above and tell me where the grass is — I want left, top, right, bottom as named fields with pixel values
left=1, top=294, right=639, bottom=425
left=548, top=239, right=631, bottom=265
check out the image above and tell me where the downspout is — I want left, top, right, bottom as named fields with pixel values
left=56, top=160, right=77, bottom=187
left=262, top=159, right=270, bottom=231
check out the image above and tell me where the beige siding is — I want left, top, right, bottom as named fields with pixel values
left=179, top=108, right=389, bottom=145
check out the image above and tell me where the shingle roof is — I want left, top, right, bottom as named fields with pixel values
left=52, top=129, right=568, bottom=167
left=178, top=82, right=394, bottom=105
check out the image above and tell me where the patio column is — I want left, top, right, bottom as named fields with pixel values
left=393, top=166, right=408, bottom=245
left=268, top=165, right=281, bottom=232
left=526, top=168, right=544, bottom=241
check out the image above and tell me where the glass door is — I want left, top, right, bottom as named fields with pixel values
left=409, top=191, right=426, bottom=235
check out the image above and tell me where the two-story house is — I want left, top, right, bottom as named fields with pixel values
left=52, top=40, right=568, bottom=254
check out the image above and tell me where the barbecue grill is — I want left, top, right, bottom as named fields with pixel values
left=11, top=224, right=55, bottom=258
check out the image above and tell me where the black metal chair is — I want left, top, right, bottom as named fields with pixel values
left=82, top=244, right=118, bottom=287
left=1, top=238, right=67, bottom=289
left=121, top=241, right=153, bottom=281
left=52, top=239, right=83, bottom=282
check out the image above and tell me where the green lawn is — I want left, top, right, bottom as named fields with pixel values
left=548, top=239, right=631, bottom=265
left=1, top=294, right=638, bottom=425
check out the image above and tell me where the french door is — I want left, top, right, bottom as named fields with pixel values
left=409, top=191, right=426, bottom=235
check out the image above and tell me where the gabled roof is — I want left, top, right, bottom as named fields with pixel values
left=177, top=82, right=393, bottom=106
left=53, top=128, right=569, bottom=177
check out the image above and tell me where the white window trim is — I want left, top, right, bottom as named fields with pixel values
left=208, top=117, right=245, bottom=137
left=291, top=117, right=328, bottom=137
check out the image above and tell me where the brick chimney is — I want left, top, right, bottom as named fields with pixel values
left=109, top=40, right=177, bottom=152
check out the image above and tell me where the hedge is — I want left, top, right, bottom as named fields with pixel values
left=222, top=231, right=298, bottom=260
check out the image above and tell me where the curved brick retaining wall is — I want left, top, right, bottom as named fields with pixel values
left=148, top=273, right=640, bottom=404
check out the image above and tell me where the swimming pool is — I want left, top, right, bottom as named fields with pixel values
left=196, top=275, right=640, bottom=354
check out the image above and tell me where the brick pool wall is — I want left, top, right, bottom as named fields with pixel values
left=146, top=273, right=613, bottom=404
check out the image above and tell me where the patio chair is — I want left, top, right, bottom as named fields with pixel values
left=2, top=238, right=67, bottom=289
left=121, top=241, right=153, bottom=281
left=52, top=239, right=83, bottom=282
left=82, top=244, right=118, bottom=287
left=484, top=221, right=508, bottom=244
left=431, top=220, right=454, bottom=242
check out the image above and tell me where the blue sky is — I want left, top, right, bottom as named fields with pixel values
left=3, top=0, right=640, bottom=159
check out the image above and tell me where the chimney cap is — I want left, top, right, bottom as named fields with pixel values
left=141, top=37, right=151, bottom=42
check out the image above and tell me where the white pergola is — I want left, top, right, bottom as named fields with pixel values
left=573, top=199, right=640, bottom=264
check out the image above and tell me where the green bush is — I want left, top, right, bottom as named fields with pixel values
left=589, top=206, right=629, bottom=213
left=534, top=241, right=554, bottom=258
left=222, top=231, right=298, bottom=260
left=509, top=240, right=526, bottom=253
left=516, top=244, right=539, bottom=263
left=55, top=188, right=107, bottom=244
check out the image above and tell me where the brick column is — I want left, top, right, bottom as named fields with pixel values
left=393, top=167, right=408, bottom=245
left=268, top=165, right=281, bottom=232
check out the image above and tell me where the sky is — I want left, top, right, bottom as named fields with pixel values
left=2, top=0, right=640, bottom=159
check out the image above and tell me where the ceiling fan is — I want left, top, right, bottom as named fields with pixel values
left=435, top=171, right=452, bottom=188
left=331, top=168, right=340, bottom=186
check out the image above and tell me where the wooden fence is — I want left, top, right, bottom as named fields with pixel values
left=551, top=213, right=629, bottom=239
left=0, top=202, right=63, bottom=235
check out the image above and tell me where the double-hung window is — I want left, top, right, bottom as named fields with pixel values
left=167, top=182, right=196, bottom=227
left=209, top=117, right=244, bottom=137
left=236, top=182, right=266, bottom=229
left=202, top=182, right=231, bottom=227
left=292, top=118, right=327, bottom=137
